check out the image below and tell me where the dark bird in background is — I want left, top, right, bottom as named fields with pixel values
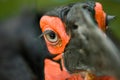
left=0, top=1, right=119, bottom=80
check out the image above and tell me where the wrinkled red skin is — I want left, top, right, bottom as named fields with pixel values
left=40, top=2, right=116, bottom=80
left=44, top=59, right=116, bottom=80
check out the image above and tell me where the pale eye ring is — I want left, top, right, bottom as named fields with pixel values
left=45, top=30, right=59, bottom=43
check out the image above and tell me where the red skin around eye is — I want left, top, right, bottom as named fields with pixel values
left=94, top=2, right=106, bottom=32
left=40, top=15, right=70, bottom=60
left=40, top=2, right=106, bottom=58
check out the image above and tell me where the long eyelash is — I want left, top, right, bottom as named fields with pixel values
left=38, top=30, right=52, bottom=38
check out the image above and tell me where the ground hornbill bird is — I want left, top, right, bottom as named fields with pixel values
left=0, top=1, right=120, bottom=80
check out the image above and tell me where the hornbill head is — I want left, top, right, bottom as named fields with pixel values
left=39, top=1, right=119, bottom=80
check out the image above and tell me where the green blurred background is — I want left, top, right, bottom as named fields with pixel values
left=0, top=0, right=120, bottom=40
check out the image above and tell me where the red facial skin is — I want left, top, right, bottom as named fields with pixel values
left=40, top=15, right=71, bottom=80
left=95, top=2, right=106, bottom=32
left=39, top=2, right=115, bottom=80
left=40, top=15, right=70, bottom=60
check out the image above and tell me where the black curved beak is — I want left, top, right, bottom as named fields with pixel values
left=62, top=4, right=120, bottom=79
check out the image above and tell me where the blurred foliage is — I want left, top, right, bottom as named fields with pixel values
left=0, top=0, right=120, bottom=39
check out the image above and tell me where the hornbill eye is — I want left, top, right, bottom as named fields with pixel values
left=45, top=30, right=59, bottom=43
